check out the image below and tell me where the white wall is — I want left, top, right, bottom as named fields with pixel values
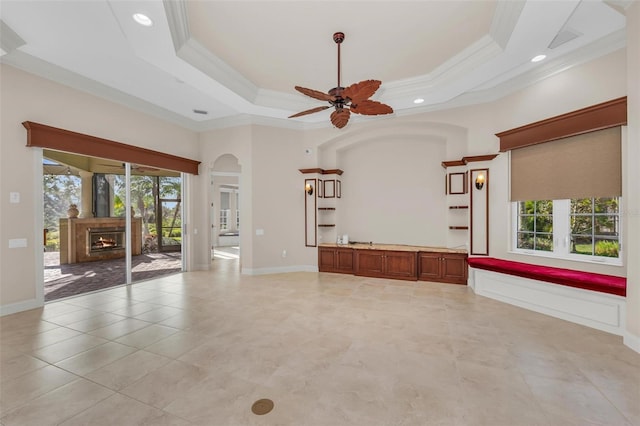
left=337, top=137, right=447, bottom=246
left=624, top=1, right=640, bottom=350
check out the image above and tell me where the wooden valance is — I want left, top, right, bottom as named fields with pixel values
left=496, top=97, right=627, bottom=152
left=23, top=121, right=200, bottom=175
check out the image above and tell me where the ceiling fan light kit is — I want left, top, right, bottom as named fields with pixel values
left=289, top=32, right=394, bottom=129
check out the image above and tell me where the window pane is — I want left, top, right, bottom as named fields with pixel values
left=595, top=238, right=619, bottom=257
left=518, top=215, right=534, bottom=232
left=595, top=215, right=617, bottom=235
left=535, top=216, right=553, bottom=233
left=594, top=197, right=618, bottom=214
left=516, top=200, right=553, bottom=252
left=535, top=200, right=553, bottom=214
left=571, top=198, right=592, bottom=214
left=535, top=234, right=553, bottom=251
left=519, top=201, right=534, bottom=215
left=517, top=233, right=534, bottom=250
left=571, top=216, right=592, bottom=235
left=220, top=192, right=230, bottom=210
left=571, top=235, right=593, bottom=255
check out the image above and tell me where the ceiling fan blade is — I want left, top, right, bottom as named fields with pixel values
left=294, top=86, right=336, bottom=102
left=350, top=100, right=394, bottom=116
left=288, top=105, right=331, bottom=118
left=342, top=80, right=382, bottom=103
left=330, top=109, right=351, bottom=129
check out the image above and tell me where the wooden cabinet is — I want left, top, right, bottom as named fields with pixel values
left=318, top=246, right=354, bottom=273
left=418, top=252, right=468, bottom=284
left=355, top=250, right=417, bottom=281
left=318, top=245, right=467, bottom=285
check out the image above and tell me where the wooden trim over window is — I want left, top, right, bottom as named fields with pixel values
left=23, top=121, right=200, bottom=175
left=496, top=97, right=627, bottom=152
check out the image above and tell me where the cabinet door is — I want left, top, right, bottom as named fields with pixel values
left=354, top=250, right=385, bottom=277
left=385, top=251, right=418, bottom=280
left=418, top=252, right=441, bottom=281
left=441, top=253, right=468, bottom=284
left=335, top=248, right=354, bottom=273
left=318, top=247, right=336, bottom=272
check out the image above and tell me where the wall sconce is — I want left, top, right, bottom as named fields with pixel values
left=305, top=183, right=314, bottom=195
left=475, top=173, right=485, bottom=190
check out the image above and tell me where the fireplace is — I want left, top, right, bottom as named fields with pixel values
left=59, top=217, right=142, bottom=264
left=88, top=227, right=126, bottom=255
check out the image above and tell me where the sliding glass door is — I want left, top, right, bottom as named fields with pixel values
left=42, top=150, right=184, bottom=301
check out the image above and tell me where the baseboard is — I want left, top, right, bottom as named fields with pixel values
left=242, top=265, right=318, bottom=275
left=1, top=298, right=43, bottom=317
left=192, top=263, right=210, bottom=271
left=470, top=268, right=626, bottom=336
left=623, top=331, right=640, bottom=354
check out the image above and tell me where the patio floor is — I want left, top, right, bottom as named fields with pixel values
left=44, top=251, right=182, bottom=302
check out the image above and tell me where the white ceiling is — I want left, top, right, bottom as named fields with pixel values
left=0, top=1, right=630, bottom=130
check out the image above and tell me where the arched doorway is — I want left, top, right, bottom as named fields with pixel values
left=210, top=154, right=241, bottom=267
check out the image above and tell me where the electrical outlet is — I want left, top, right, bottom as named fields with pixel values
left=282, top=249, right=287, bottom=258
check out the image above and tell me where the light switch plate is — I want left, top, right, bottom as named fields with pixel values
left=8, top=238, right=27, bottom=248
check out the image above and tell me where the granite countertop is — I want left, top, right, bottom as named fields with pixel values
left=318, top=242, right=467, bottom=254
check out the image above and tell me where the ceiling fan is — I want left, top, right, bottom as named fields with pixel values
left=288, top=32, right=393, bottom=129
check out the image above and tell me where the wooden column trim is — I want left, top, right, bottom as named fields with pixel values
left=496, top=97, right=627, bottom=152
left=23, top=121, right=200, bottom=175
left=299, top=168, right=344, bottom=175
left=442, top=154, right=498, bottom=169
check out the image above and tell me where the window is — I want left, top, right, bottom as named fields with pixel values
left=570, top=197, right=619, bottom=257
left=513, top=197, right=621, bottom=264
left=219, top=191, right=230, bottom=231
left=219, top=210, right=229, bottom=231
left=516, top=200, right=553, bottom=252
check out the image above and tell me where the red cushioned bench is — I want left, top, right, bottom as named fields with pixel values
left=467, top=257, right=626, bottom=297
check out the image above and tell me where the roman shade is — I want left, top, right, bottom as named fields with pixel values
left=510, top=127, right=621, bottom=201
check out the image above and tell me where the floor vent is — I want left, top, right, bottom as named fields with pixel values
left=251, top=399, right=274, bottom=415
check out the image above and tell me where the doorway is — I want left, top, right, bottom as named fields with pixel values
left=211, top=154, right=241, bottom=266
left=42, top=150, right=184, bottom=301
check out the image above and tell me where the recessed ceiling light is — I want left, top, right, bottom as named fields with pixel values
left=531, top=54, right=546, bottom=63
left=133, top=13, right=153, bottom=27
left=413, top=98, right=425, bottom=104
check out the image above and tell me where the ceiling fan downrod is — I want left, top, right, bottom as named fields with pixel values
left=333, top=32, right=345, bottom=94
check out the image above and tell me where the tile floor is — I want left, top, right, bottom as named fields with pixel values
left=1, top=261, right=639, bottom=425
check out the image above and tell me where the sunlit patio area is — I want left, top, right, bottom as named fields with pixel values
left=44, top=252, right=182, bottom=302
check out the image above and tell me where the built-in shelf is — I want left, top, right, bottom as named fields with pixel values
left=449, top=226, right=469, bottom=230
left=319, top=224, right=336, bottom=227
left=318, top=207, right=336, bottom=211
left=449, top=205, right=469, bottom=209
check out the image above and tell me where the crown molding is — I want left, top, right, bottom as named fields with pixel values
left=0, top=20, right=25, bottom=55
left=471, top=28, right=626, bottom=93
left=490, top=0, right=527, bottom=49
left=177, top=38, right=259, bottom=105
left=383, top=35, right=502, bottom=100
left=162, top=0, right=190, bottom=51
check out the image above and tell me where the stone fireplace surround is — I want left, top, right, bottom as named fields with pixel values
left=59, top=217, right=142, bottom=264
